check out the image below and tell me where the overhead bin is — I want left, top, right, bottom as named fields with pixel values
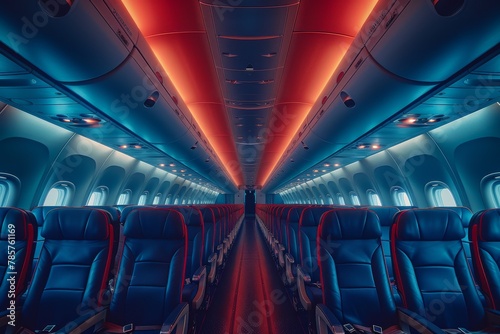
left=0, top=0, right=138, bottom=82
left=365, top=0, right=500, bottom=82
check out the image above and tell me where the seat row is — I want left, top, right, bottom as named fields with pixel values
left=0, top=204, right=243, bottom=334
left=256, top=204, right=500, bottom=333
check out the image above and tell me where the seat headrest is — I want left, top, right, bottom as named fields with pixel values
left=0, top=207, right=32, bottom=240
left=474, top=209, right=500, bottom=241
left=120, top=205, right=147, bottom=224
left=200, top=208, right=215, bottom=224
left=32, top=206, right=60, bottom=227
left=42, top=208, right=110, bottom=240
left=319, top=209, right=381, bottom=240
left=86, top=206, right=121, bottom=222
left=434, top=206, right=472, bottom=228
left=365, top=207, right=399, bottom=227
left=300, top=207, right=332, bottom=227
left=124, top=208, right=186, bottom=240
left=175, top=207, right=203, bottom=227
left=394, top=209, right=465, bottom=241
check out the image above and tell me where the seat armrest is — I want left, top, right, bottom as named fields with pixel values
left=397, top=307, right=444, bottom=334
left=297, top=265, right=312, bottom=311
left=65, top=306, right=107, bottom=334
left=216, top=244, right=224, bottom=266
left=161, top=303, right=189, bottom=334
left=207, top=253, right=217, bottom=284
left=192, top=265, right=206, bottom=283
left=278, top=245, right=285, bottom=268
left=285, top=253, right=295, bottom=285
left=191, top=266, right=207, bottom=310
left=316, top=304, right=344, bottom=334
left=486, top=308, right=500, bottom=325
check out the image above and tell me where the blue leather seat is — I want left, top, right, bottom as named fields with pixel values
left=0, top=208, right=36, bottom=314
left=174, top=207, right=206, bottom=310
left=275, top=206, right=292, bottom=269
left=363, top=206, right=402, bottom=305
left=284, top=206, right=307, bottom=286
left=21, top=207, right=113, bottom=332
left=470, top=209, right=500, bottom=310
left=86, top=206, right=121, bottom=269
left=434, top=207, right=474, bottom=275
left=31, top=206, right=60, bottom=271
left=297, top=206, right=332, bottom=311
left=199, top=207, right=218, bottom=285
left=315, top=208, right=400, bottom=332
left=392, top=209, right=498, bottom=331
left=363, top=206, right=399, bottom=281
left=105, top=208, right=189, bottom=333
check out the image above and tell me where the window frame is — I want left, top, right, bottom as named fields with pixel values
left=391, top=186, right=413, bottom=206
left=42, top=181, right=75, bottom=206
left=425, top=181, right=457, bottom=207
left=117, top=189, right=132, bottom=206
left=86, top=186, right=109, bottom=206
left=367, top=189, right=382, bottom=206
left=138, top=192, right=148, bottom=205
left=350, top=192, right=361, bottom=206
left=0, top=173, right=20, bottom=207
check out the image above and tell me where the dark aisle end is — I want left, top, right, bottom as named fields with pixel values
left=197, top=218, right=305, bottom=334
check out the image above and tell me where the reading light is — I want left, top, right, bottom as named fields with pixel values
left=371, top=144, right=380, bottom=149
left=334, top=163, right=340, bottom=167
left=246, top=64, right=254, bottom=71
left=301, top=141, right=309, bottom=150
left=191, top=141, right=198, bottom=150
left=144, top=91, right=159, bottom=108
left=119, top=145, right=128, bottom=149
left=340, top=91, right=355, bottom=108
left=159, top=163, right=165, bottom=167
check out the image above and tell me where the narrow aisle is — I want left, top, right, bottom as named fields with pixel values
left=198, top=218, right=305, bottom=334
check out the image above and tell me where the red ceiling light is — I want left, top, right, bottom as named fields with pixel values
left=122, top=0, right=243, bottom=187
left=256, top=0, right=379, bottom=187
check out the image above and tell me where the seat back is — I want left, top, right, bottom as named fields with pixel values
left=318, top=209, right=398, bottom=328
left=199, top=207, right=216, bottom=265
left=363, top=206, right=399, bottom=280
left=299, top=207, right=332, bottom=282
left=392, top=209, right=486, bottom=330
left=31, top=206, right=60, bottom=270
left=108, top=208, right=187, bottom=327
left=280, top=207, right=292, bottom=251
left=22, top=208, right=113, bottom=331
left=0, top=208, right=36, bottom=309
left=470, top=208, right=500, bottom=309
left=175, top=206, right=204, bottom=278
left=435, top=206, right=474, bottom=278
left=286, top=206, right=307, bottom=262
left=85, top=206, right=121, bottom=264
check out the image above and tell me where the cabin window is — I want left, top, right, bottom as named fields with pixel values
left=43, top=182, right=74, bottom=206
left=391, top=187, right=412, bottom=206
left=350, top=192, right=361, bottom=206
left=426, top=182, right=457, bottom=207
left=117, top=189, right=131, bottom=205
left=153, top=193, right=161, bottom=205
left=173, top=197, right=180, bottom=205
left=165, top=194, right=172, bottom=205
left=0, top=174, right=20, bottom=207
left=138, top=192, right=148, bottom=205
left=326, top=195, right=334, bottom=205
left=367, top=190, right=382, bottom=206
left=494, top=182, right=500, bottom=208
left=337, top=194, right=345, bottom=205
left=480, top=173, right=500, bottom=208
left=87, top=186, right=108, bottom=206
